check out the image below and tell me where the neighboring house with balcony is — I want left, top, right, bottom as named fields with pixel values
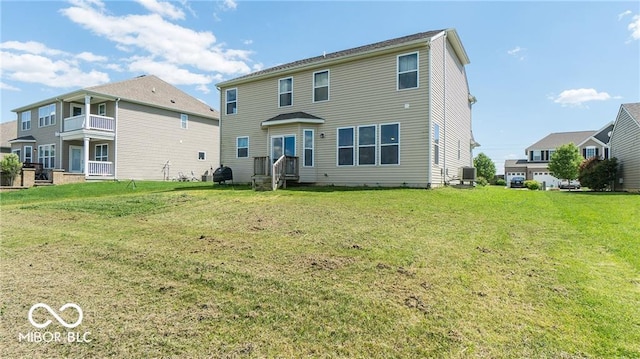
left=216, top=28, right=478, bottom=189
left=9, top=75, right=219, bottom=181
left=610, top=102, right=640, bottom=192
left=504, top=123, right=613, bottom=187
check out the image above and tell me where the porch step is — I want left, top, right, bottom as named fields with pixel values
left=34, top=180, right=54, bottom=186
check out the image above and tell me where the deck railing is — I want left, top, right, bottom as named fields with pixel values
left=88, top=161, right=113, bottom=176
left=253, top=156, right=271, bottom=176
left=64, top=114, right=114, bottom=132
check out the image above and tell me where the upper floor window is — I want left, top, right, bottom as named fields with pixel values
left=226, top=88, right=237, bottom=115
left=279, top=77, right=293, bottom=107
left=181, top=114, right=188, bottom=129
left=38, top=104, right=56, bottom=127
left=398, top=52, right=418, bottom=90
left=313, top=70, right=329, bottom=102
left=21, top=111, right=31, bottom=131
left=98, top=103, right=107, bottom=116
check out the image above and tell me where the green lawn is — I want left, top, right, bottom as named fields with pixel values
left=1, top=182, right=638, bottom=358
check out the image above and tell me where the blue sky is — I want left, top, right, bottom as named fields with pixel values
left=1, top=0, right=639, bottom=174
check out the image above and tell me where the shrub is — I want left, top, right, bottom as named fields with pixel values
left=495, top=178, right=506, bottom=186
left=524, top=180, right=540, bottom=190
left=476, top=176, right=488, bottom=187
left=578, top=157, right=618, bottom=191
left=0, top=154, right=22, bottom=186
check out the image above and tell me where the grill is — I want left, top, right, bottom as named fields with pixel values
left=213, top=166, right=233, bottom=184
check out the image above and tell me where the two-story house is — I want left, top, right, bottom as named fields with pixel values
left=504, top=123, right=613, bottom=187
left=216, top=29, right=478, bottom=189
left=9, top=75, right=219, bottom=181
left=610, top=102, right=640, bottom=192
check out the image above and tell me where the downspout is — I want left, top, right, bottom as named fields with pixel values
left=442, top=31, right=447, bottom=185
left=114, top=98, right=120, bottom=180
left=426, top=40, right=433, bottom=188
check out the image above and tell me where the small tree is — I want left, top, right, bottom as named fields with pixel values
left=0, top=153, right=23, bottom=186
left=548, top=143, right=582, bottom=190
left=579, top=157, right=618, bottom=191
left=473, top=152, right=496, bottom=183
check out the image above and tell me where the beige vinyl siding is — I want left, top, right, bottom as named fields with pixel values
left=610, top=108, right=640, bottom=191
left=221, top=45, right=432, bottom=186
left=116, top=102, right=219, bottom=180
left=429, top=35, right=445, bottom=185
left=14, top=104, right=62, bottom=168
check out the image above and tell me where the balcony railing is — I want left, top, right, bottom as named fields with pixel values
left=88, top=161, right=113, bottom=176
left=64, top=114, right=115, bottom=132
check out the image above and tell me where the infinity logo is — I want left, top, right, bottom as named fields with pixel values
left=28, top=303, right=83, bottom=329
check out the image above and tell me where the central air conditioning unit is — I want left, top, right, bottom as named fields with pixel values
left=459, top=167, right=477, bottom=182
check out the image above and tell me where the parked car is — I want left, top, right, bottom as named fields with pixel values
left=510, top=176, right=525, bottom=188
left=559, top=180, right=581, bottom=189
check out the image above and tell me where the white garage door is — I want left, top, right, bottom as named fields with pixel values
left=506, top=172, right=526, bottom=185
left=532, top=172, right=561, bottom=189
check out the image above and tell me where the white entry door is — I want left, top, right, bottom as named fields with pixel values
left=69, top=145, right=84, bottom=173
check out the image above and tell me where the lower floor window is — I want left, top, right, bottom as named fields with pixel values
left=95, top=144, right=108, bottom=161
left=198, top=151, right=206, bottom=160
left=24, top=145, right=33, bottom=163
left=380, top=123, right=399, bottom=165
left=38, top=144, right=56, bottom=169
left=303, top=130, right=314, bottom=167
left=237, top=137, right=249, bottom=158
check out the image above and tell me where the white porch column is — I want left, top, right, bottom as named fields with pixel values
left=84, top=137, right=90, bottom=177
left=84, top=95, right=91, bottom=129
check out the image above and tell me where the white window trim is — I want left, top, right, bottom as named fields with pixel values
left=21, top=111, right=31, bottom=131
left=433, top=123, right=440, bottom=165
left=98, top=103, right=107, bottom=116
left=270, top=134, right=296, bottom=159
left=236, top=136, right=249, bottom=158
left=357, top=124, right=377, bottom=166
left=38, top=103, right=57, bottom=128
left=181, top=114, right=188, bottom=129
left=397, top=52, right=419, bottom=91
left=225, top=88, right=237, bottom=115
left=278, top=77, right=293, bottom=107
left=313, top=70, right=330, bottom=103
left=24, top=145, right=33, bottom=163
left=303, top=129, right=314, bottom=167
left=337, top=126, right=355, bottom=166
left=38, top=144, right=56, bottom=169
left=379, top=122, right=400, bottom=166
left=585, top=146, right=596, bottom=158
left=95, top=143, right=108, bottom=161
left=198, top=151, right=206, bottom=161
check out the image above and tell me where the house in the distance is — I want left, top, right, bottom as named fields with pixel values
left=216, top=28, right=478, bottom=189
left=505, top=123, right=613, bottom=187
left=610, top=102, right=640, bottom=192
left=0, top=120, right=17, bottom=160
left=9, top=75, right=219, bottom=182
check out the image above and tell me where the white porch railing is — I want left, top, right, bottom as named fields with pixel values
left=272, top=155, right=286, bottom=190
left=88, top=161, right=114, bottom=176
left=64, top=115, right=114, bottom=132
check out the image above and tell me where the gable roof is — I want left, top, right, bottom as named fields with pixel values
left=217, top=28, right=469, bottom=87
left=591, top=123, right=614, bottom=145
left=621, top=102, right=640, bottom=126
left=12, top=75, right=219, bottom=120
left=261, top=112, right=324, bottom=128
left=526, top=130, right=596, bottom=153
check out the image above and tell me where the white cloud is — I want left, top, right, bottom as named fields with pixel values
left=60, top=0, right=253, bottom=76
left=0, top=41, right=111, bottom=88
left=243, top=39, right=253, bottom=45
left=77, top=52, right=108, bottom=62
left=618, top=10, right=632, bottom=21
left=551, top=88, right=614, bottom=107
left=135, top=0, right=185, bottom=20
left=221, top=0, right=237, bottom=11
left=0, top=41, right=66, bottom=56
left=0, top=82, right=20, bottom=91
left=126, top=57, right=213, bottom=86
left=629, top=14, right=640, bottom=40
left=507, top=46, right=526, bottom=60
